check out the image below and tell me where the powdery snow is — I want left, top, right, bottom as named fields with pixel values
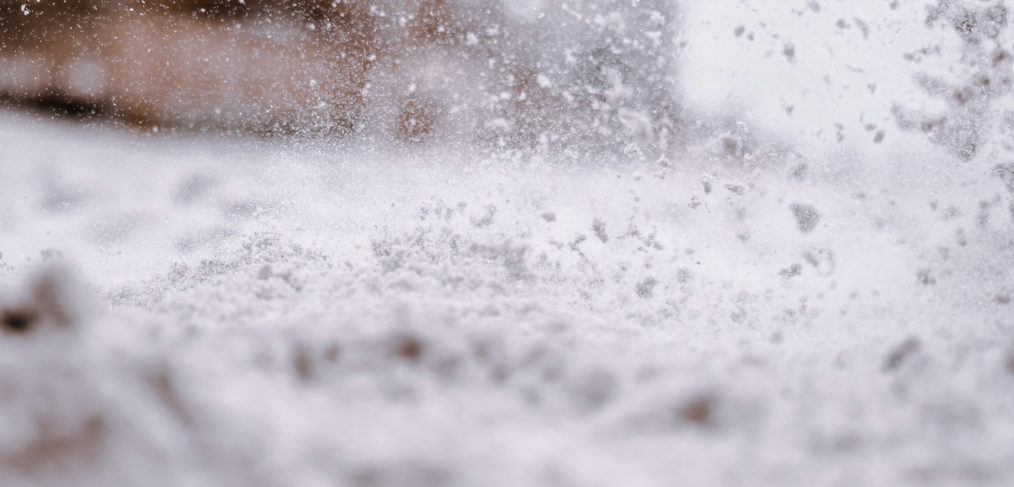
left=1, top=114, right=1013, bottom=486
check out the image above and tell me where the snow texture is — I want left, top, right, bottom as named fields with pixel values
left=1, top=110, right=1013, bottom=486
left=1, top=0, right=1014, bottom=486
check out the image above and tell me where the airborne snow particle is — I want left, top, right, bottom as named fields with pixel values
left=779, top=263, right=802, bottom=278
left=783, top=42, right=796, bottom=62
left=994, top=163, right=1014, bottom=193
left=790, top=204, right=820, bottom=233
left=592, top=219, right=608, bottom=243
left=790, top=164, right=808, bottom=180
left=725, top=183, right=746, bottom=195
left=884, top=337, right=921, bottom=372
left=677, top=268, right=693, bottom=283
left=636, top=277, right=657, bottom=298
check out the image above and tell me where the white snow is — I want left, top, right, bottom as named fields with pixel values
left=1, top=111, right=1012, bottom=486
left=2, top=0, right=1014, bottom=484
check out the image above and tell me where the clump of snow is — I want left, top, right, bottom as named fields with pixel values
left=790, top=203, right=820, bottom=233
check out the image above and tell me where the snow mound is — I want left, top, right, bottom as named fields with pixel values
left=1, top=116, right=1013, bottom=485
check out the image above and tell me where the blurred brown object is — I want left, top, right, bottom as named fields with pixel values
left=1, top=0, right=376, bottom=133
left=1, top=0, right=680, bottom=149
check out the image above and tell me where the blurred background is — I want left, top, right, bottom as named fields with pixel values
left=1, top=0, right=680, bottom=154
left=3, top=0, right=1013, bottom=162
left=2, top=1, right=1013, bottom=163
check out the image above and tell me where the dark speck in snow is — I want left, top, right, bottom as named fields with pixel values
left=2, top=308, right=39, bottom=334
left=791, top=204, right=820, bottom=233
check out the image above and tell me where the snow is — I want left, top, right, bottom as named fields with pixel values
left=3, top=0, right=1014, bottom=485
left=1, top=110, right=1013, bottom=486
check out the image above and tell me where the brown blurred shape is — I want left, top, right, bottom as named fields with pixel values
left=2, top=1, right=681, bottom=151
left=1, top=1, right=382, bottom=134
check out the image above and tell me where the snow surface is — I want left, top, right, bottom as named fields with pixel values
left=1, top=109, right=1013, bottom=486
